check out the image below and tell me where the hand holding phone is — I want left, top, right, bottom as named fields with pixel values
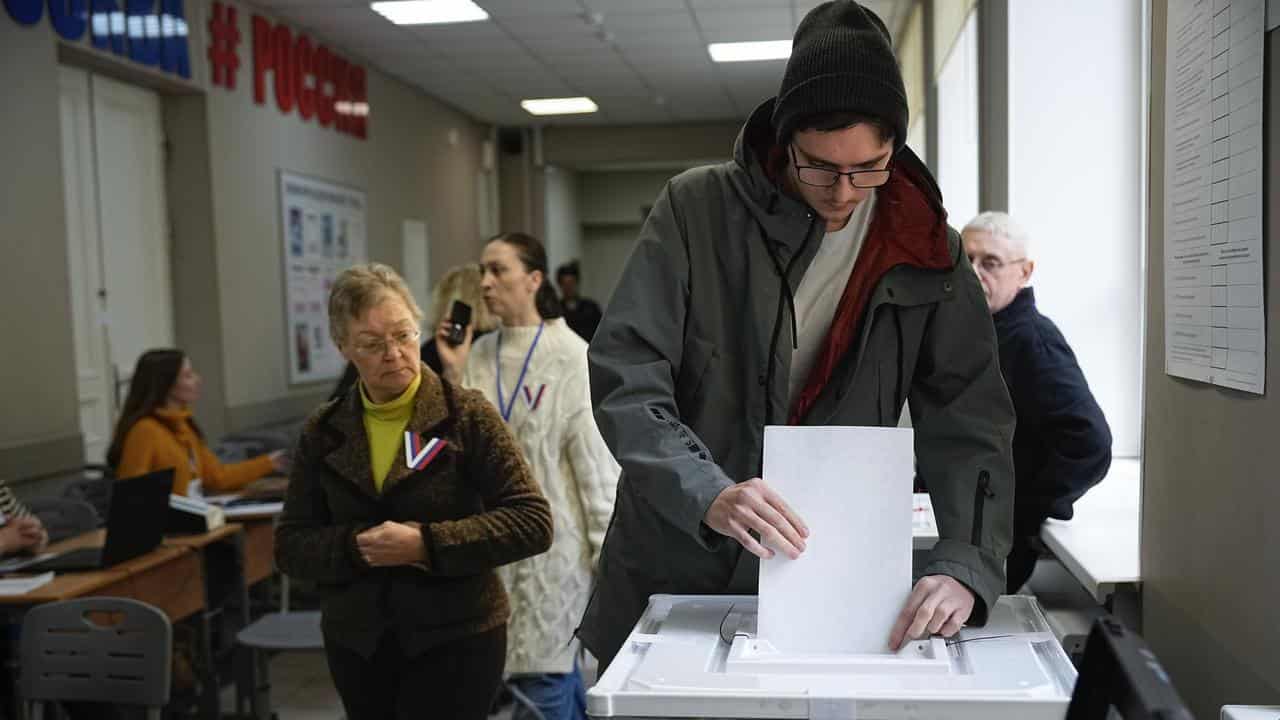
left=443, top=301, right=472, bottom=347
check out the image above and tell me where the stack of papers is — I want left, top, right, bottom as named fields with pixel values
left=0, top=572, right=54, bottom=596
left=203, top=494, right=284, bottom=517
left=0, top=553, right=55, bottom=575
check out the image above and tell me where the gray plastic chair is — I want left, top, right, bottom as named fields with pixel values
left=20, top=597, right=172, bottom=719
left=235, top=610, right=324, bottom=719
left=25, top=497, right=100, bottom=543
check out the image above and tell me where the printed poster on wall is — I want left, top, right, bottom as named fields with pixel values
left=279, top=171, right=367, bottom=385
left=1164, top=0, right=1266, bottom=394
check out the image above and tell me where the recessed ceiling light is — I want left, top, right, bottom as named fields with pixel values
left=370, top=0, right=488, bottom=26
left=708, top=40, right=792, bottom=63
left=520, top=97, right=599, bottom=116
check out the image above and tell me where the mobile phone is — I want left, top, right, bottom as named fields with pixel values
left=443, top=301, right=472, bottom=346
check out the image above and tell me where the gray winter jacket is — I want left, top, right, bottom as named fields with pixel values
left=579, top=100, right=1015, bottom=666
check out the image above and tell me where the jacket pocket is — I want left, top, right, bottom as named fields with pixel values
left=971, top=470, right=994, bottom=546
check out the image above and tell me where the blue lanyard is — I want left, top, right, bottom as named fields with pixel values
left=496, top=322, right=544, bottom=423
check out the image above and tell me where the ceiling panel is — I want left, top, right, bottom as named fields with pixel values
left=583, top=0, right=688, bottom=11
left=611, top=30, right=704, bottom=51
left=691, top=0, right=783, bottom=7
left=253, top=0, right=354, bottom=7
left=693, top=8, right=792, bottom=32
left=497, top=15, right=599, bottom=37
left=475, top=0, right=583, bottom=17
left=243, top=0, right=910, bottom=126
left=601, top=12, right=695, bottom=33
left=521, top=33, right=616, bottom=53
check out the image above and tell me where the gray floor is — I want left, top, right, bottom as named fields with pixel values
left=220, top=649, right=600, bottom=719
left=218, top=653, right=348, bottom=720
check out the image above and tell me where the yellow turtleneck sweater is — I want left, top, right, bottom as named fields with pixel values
left=115, top=407, right=275, bottom=496
left=361, top=372, right=421, bottom=492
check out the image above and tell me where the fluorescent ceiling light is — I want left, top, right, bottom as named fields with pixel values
left=708, top=40, right=792, bottom=63
left=520, top=97, right=599, bottom=116
left=370, top=0, right=488, bottom=26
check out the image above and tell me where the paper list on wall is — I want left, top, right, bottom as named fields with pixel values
left=1165, top=0, right=1266, bottom=394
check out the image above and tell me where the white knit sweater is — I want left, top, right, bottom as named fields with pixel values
left=463, top=318, right=619, bottom=674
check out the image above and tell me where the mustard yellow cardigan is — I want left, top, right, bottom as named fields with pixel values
left=115, top=408, right=275, bottom=495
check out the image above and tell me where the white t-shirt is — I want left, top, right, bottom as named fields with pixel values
left=787, top=191, right=878, bottom=408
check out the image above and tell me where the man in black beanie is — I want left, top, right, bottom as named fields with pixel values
left=580, top=0, right=1014, bottom=668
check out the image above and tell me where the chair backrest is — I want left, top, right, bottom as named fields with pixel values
left=21, top=597, right=171, bottom=708
left=60, top=465, right=114, bottom=524
left=25, top=497, right=100, bottom=543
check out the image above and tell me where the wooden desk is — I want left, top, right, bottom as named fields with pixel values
left=235, top=515, right=278, bottom=587
left=0, top=531, right=210, bottom=719
left=167, top=524, right=251, bottom=719
left=204, top=477, right=285, bottom=588
left=0, top=530, right=204, bottom=621
left=164, top=523, right=243, bottom=550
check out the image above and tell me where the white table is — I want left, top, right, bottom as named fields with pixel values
left=1222, top=707, right=1280, bottom=719
left=911, top=492, right=938, bottom=549
left=1040, top=458, right=1142, bottom=620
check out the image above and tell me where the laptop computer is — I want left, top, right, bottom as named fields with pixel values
left=26, top=469, right=174, bottom=573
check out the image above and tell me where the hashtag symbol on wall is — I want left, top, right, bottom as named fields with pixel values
left=208, top=1, right=241, bottom=89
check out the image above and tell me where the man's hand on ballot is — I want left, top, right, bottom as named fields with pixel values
left=888, top=574, right=975, bottom=650
left=705, top=478, right=809, bottom=560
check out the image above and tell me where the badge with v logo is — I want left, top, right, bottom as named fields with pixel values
left=522, top=384, right=546, bottom=411
left=404, top=432, right=447, bottom=471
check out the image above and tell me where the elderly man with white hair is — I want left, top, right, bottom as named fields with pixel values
left=961, top=211, right=1112, bottom=593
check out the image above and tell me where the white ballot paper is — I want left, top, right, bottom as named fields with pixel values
left=759, top=425, right=913, bottom=655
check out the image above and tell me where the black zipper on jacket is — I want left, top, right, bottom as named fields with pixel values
left=971, top=470, right=994, bottom=546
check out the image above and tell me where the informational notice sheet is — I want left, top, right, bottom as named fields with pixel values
left=279, top=171, right=368, bottom=385
left=758, top=426, right=913, bottom=655
left=1165, top=0, right=1266, bottom=394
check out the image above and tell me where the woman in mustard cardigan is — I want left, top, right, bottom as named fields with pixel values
left=106, top=350, right=289, bottom=495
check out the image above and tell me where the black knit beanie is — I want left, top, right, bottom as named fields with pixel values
left=772, top=0, right=908, bottom=150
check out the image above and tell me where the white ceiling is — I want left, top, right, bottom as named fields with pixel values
left=251, top=0, right=907, bottom=126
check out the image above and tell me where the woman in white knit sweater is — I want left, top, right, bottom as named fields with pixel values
left=439, top=232, right=618, bottom=720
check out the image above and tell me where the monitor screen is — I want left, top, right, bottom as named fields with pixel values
left=1065, top=616, right=1194, bottom=720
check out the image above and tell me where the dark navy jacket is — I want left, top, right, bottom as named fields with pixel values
left=993, top=287, right=1112, bottom=538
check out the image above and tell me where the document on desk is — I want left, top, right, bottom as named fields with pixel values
left=758, top=426, right=913, bottom=655
left=0, top=572, right=54, bottom=596
left=0, top=553, right=56, bottom=575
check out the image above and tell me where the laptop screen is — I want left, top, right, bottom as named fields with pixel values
left=101, top=468, right=175, bottom=565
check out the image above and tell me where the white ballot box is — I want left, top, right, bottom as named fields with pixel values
left=588, top=594, right=1077, bottom=719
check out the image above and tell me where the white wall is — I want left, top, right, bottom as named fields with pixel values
left=0, top=18, right=82, bottom=479
left=936, top=10, right=979, bottom=230
left=583, top=225, right=643, bottom=307
left=543, top=164, right=582, bottom=274
left=202, top=0, right=491, bottom=416
left=1009, top=0, right=1145, bottom=457
left=578, top=170, right=678, bottom=304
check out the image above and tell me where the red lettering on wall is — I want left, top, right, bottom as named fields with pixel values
left=349, top=65, right=367, bottom=139
left=331, top=55, right=349, bottom=134
left=251, top=14, right=271, bottom=105
left=271, top=24, right=294, bottom=112
left=294, top=35, right=314, bottom=120
left=248, top=15, right=366, bottom=138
